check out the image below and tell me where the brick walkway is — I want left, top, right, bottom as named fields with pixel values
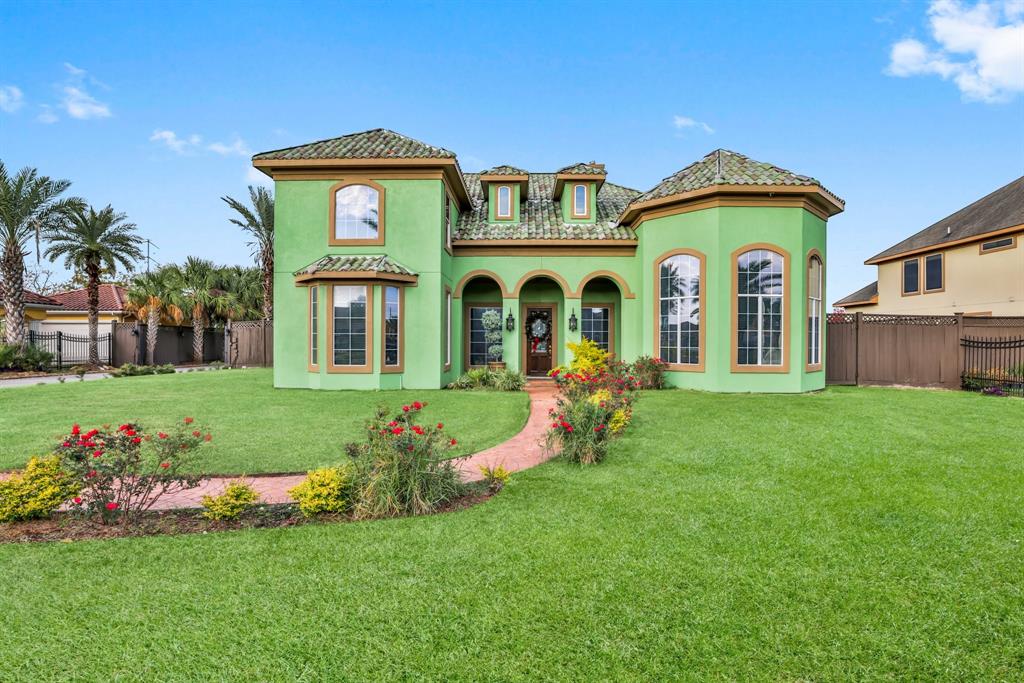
left=147, top=380, right=559, bottom=509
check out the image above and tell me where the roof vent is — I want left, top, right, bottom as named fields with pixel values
left=947, top=226, right=951, bottom=236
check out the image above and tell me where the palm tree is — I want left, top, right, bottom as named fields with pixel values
left=0, top=162, right=82, bottom=349
left=222, top=186, right=274, bottom=320
left=45, top=205, right=143, bottom=365
left=175, top=257, right=237, bottom=363
left=125, top=267, right=183, bottom=364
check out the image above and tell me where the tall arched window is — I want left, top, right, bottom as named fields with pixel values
left=496, top=185, right=512, bottom=220
left=807, top=254, right=823, bottom=369
left=657, top=251, right=703, bottom=369
left=330, top=181, right=384, bottom=245
left=735, top=247, right=786, bottom=368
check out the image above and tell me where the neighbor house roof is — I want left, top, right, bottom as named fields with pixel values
left=454, top=172, right=640, bottom=241
left=22, top=290, right=63, bottom=308
left=866, top=176, right=1024, bottom=264
left=47, top=284, right=127, bottom=312
left=629, top=149, right=844, bottom=206
left=834, top=281, right=878, bottom=308
left=293, top=254, right=418, bottom=284
left=253, top=128, right=457, bottom=161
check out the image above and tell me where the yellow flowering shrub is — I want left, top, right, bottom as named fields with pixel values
left=202, top=480, right=260, bottom=521
left=588, top=389, right=613, bottom=406
left=288, top=465, right=354, bottom=518
left=0, top=456, right=80, bottom=522
left=478, top=464, right=511, bottom=492
left=609, top=408, right=631, bottom=435
left=566, top=338, right=609, bottom=376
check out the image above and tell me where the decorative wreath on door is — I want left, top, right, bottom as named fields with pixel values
left=526, top=312, right=551, bottom=353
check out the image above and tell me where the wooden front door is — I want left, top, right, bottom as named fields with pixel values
left=524, top=306, right=555, bottom=376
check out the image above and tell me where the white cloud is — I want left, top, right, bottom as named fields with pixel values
left=887, top=0, right=1024, bottom=102
left=61, top=85, right=111, bottom=119
left=0, top=85, right=23, bottom=113
left=37, top=105, right=58, bottom=124
left=672, top=115, right=715, bottom=135
left=208, top=138, right=251, bottom=156
left=150, top=129, right=202, bottom=154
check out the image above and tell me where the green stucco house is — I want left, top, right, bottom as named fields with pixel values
left=253, top=129, right=843, bottom=392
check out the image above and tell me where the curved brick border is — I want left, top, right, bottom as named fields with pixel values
left=147, top=382, right=559, bottom=509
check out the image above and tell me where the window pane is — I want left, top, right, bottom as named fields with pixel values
left=497, top=186, right=511, bottom=217
left=582, top=306, right=610, bottom=351
left=574, top=184, right=587, bottom=216
left=310, top=287, right=318, bottom=364
left=903, top=259, right=919, bottom=294
left=925, top=254, right=942, bottom=291
left=384, top=286, right=400, bottom=367
left=332, top=285, right=367, bottom=366
left=982, top=237, right=1013, bottom=251
left=335, top=185, right=379, bottom=240
left=659, top=253, right=701, bottom=365
left=469, top=306, right=501, bottom=366
left=737, top=249, right=785, bottom=366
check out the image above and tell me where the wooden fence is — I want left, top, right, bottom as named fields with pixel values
left=112, top=320, right=271, bottom=367
left=826, top=313, right=1024, bottom=389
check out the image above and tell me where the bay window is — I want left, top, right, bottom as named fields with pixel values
left=735, top=247, right=786, bottom=369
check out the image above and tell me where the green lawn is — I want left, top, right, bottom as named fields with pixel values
left=0, top=369, right=530, bottom=474
left=2, top=386, right=1022, bottom=680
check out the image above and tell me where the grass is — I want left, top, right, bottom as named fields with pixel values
left=0, top=369, right=530, bottom=474
left=1, top=386, right=1022, bottom=680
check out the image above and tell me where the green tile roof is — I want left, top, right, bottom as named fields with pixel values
left=254, top=128, right=456, bottom=161
left=556, top=162, right=607, bottom=176
left=480, top=164, right=528, bottom=175
left=454, top=172, right=640, bottom=241
left=630, top=149, right=842, bottom=206
left=295, top=254, right=417, bottom=276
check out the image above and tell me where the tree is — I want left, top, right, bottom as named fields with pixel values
left=125, top=267, right=183, bottom=364
left=222, top=186, right=274, bottom=321
left=174, top=257, right=237, bottom=363
left=45, top=205, right=143, bottom=365
left=0, top=162, right=81, bottom=349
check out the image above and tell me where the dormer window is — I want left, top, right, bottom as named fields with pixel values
left=496, top=185, right=513, bottom=220
left=329, top=180, right=385, bottom=245
left=572, top=183, right=590, bottom=219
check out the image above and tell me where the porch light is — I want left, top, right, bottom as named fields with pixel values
left=505, top=310, right=515, bottom=332
left=569, top=309, right=578, bottom=332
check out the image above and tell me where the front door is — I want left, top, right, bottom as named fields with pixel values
left=524, top=306, right=555, bottom=376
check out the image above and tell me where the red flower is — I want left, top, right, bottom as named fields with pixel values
left=402, top=405, right=410, bottom=412
left=392, top=427, right=404, bottom=435
left=124, top=429, right=136, bottom=437
left=158, top=432, right=168, bottom=439
left=92, top=450, right=103, bottom=458
left=118, top=424, right=130, bottom=432
left=85, top=429, right=99, bottom=439
left=71, top=424, right=80, bottom=436
left=105, top=502, right=119, bottom=511
left=565, top=426, right=574, bottom=433
left=407, top=445, right=414, bottom=452
left=551, top=422, right=559, bottom=429
left=450, top=438, right=457, bottom=446
left=160, top=462, right=170, bottom=469
left=72, top=497, right=82, bottom=505
left=436, top=422, right=443, bottom=429
left=412, top=401, right=423, bottom=410
left=184, top=417, right=194, bottom=424
left=204, top=433, right=212, bottom=442
left=192, top=431, right=201, bottom=437
left=412, top=426, right=424, bottom=435
left=387, top=421, right=398, bottom=427
left=86, top=470, right=97, bottom=478
left=62, top=441, right=70, bottom=448
left=131, top=437, right=142, bottom=444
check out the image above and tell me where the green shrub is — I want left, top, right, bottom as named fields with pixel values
left=349, top=403, right=465, bottom=519
left=628, top=355, right=667, bottom=389
left=0, top=343, right=54, bottom=372
left=288, top=465, right=354, bottom=518
left=202, top=481, right=260, bottom=521
left=449, top=367, right=524, bottom=391
left=478, top=464, right=511, bottom=493
left=493, top=368, right=526, bottom=392
left=0, top=456, right=80, bottom=522
left=112, top=362, right=176, bottom=377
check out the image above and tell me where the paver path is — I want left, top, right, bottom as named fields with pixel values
left=148, top=381, right=559, bottom=509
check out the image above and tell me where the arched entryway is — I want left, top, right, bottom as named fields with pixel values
left=459, top=274, right=506, bottom=370
left=578, top=275, right=623, bottom=358
left=516, top=274, right=567, bottom=376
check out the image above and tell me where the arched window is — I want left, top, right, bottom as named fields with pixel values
left=572, top=184, right=589, bottom=218
left=736, top=247, right=785, bottom=368
left=657, top=251, right=703, bottom=368
left=496, top=185, right=512, bottom=220
left=330, top=182, right=383, bottom=244
left=807, top=254, right=823, bottom=369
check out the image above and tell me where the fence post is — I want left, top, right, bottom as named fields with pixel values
left=56, top=331, right=63, bottom=368
left=854, top=312, right=862, bottom=385
left=955, top=313, right=964, bottom=382
left=223, top=321, right=230, bottom=366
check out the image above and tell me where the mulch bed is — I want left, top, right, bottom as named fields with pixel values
left=0, top=491, right=494, bottom=544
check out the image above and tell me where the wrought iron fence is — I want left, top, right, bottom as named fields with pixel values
left=961, top=335, right=1024, bottom=397
left=28, top=331, right=111, bottom=368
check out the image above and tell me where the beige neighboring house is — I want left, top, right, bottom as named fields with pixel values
left=836, top=176, right=1023, bottom=315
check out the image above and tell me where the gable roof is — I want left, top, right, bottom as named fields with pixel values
left=253, top=128, right=457, bottom=161
left=629, top=149, right=843, bottom=206
left=454, top=172, right=639, bottom=241
left=556, top=162, right=607, bottom=176
left=479, top=165, right=528, bottom=176
left=23, top=290, right=63, bottom=308
left=47, top=284, right=127, bottom=312
left=866, top=176, right=1024, bottom=264
left=834, top=281, right=878, bottom=307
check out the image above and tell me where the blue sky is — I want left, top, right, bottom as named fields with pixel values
left=1, top=0, right=1022, bottom=303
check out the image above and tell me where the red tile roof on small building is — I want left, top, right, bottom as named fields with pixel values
left=23, top=290, right=64, bottom=307
left=47, top=284, right=128, bottom=312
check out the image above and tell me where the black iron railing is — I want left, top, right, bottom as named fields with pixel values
left=961, top=335, right=1024, bottom=397
left=28, top=331, right=111, bottom=368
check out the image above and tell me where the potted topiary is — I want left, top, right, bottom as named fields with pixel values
left=482, top=309, right=505, bottom=370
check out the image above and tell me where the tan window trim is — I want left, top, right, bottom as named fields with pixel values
left=308, top=285, right=320, bottom=372
left=381, top=285, right=404, bottom=374
left=443, top=285, right=452, bottom=371
left=443, top=189, right=453, bottom=256
left=571, top=183, right=591, bottom=219
left=327, top=284, right=373, bottom=374
left=495, top=185, right=513, bottom=221
left=901, top=257, right=921, bottom=297
left=805, top=249, right=824, bottom=373
left=328, top=179, right=386, bottom=247
left=463, top=301, right=503, bottom=369
left=923, top=252, right=945, bottom=294
left=580, top=301, right=615, bottom=356
left=653, top=248, right=706, bottom=372
left=731, top=243, right=790, bottom=374
left=979, top=235, right=1018, bottom=254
